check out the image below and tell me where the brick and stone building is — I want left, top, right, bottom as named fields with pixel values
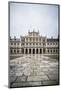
left=9, top=30, right=59, bottom=55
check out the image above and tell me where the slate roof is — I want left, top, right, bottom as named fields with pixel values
left=47, top=38, right=58, bottom=42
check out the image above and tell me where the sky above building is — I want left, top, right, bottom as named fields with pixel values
left=10, top=2, right=59, bottom=38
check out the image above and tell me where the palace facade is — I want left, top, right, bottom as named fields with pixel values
left=9, top=30, right=59, bottom=55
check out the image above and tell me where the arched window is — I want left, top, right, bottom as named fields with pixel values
left=17, top=50, right=19, bottom=53
left=14, top=49, right=16, bottom=53
left=29, top=49, right=31, bottom=54
left=48, top=49, right=49, bottom=53
left=36, top=48, right=38, bottom=54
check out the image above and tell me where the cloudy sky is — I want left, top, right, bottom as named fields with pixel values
left=10, top=2, right=59, bottom=38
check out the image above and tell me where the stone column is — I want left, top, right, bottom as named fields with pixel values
left=42, top=48, right=43, bottom=54
left=31, top=48, right=33, bottom=54
left=20, top=48, right=21, bottom=54
left=45, top=48, right=47, bottom=54
left=52, top=49, right=53, bottom=54
left=28, top=48, right=29, bottom=54
left=24, top=48, right=26, bottom=54
left=13, top=49, right=14, bottom=54
left=35, top=48, right=36, bottom=54
left=38, top=48, right=40, bottom=54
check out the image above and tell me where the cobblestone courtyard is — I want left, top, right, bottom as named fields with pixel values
left=9, top=54, right=59, bottom=87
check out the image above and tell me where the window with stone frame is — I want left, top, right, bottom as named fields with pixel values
left=48, top=49, right=49, bottom=53
left=43, top=43, right=45, bottom=46
left=53, top=49, right=55, bottom=53
left=26, top=43, right=28, bottom=45
left=14, top=49, right=16, bottom=53
left=36, top=43, right=38, bottom=45
left=39, top=43, right=41, bottom=45
left=51, top=49, right=52, bottom=53
left=17, top=50, right=19, bottom=53
left=11, top=42, right=13, bottom=45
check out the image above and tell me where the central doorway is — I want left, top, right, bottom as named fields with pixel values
left=36, top=48, right=38, bottom=54
left=33, top=49, right=35, bottom=54
left=26, top=48, right=28, bottom=54
left=29, top=49, right=31, bottom=54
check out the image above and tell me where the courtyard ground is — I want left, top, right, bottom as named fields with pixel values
left=9, top=54, right=59, bottom=88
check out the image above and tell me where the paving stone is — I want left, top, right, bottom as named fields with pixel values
left=48, top=68, right=58, bottom=73
left=27, top=75, right=49, bottom=81
left=9, top=75, right=17, bottom=83
left=47, top=74, right=58, bottom=81
left=11, top=81, right=42, bottom=87
left=41, top=68, right=49, bottom=72
left=45, top=70, right=58, bottom=76
left=10, top=54, right=59, bottom=87
left=42, top=80, right=59, bottom=85
left=15, top=76, right=28, bottom=82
